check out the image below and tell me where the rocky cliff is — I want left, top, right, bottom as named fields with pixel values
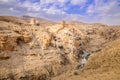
left=0, top=16, right=120, bottom=80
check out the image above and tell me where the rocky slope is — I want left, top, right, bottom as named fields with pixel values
left=0, top=16, right=28, bottom=26
left=0, top=17, right=87, bottom=80
left=53, top=38, right=120, bottom=80
left=0, top=16, right=120, bottom=80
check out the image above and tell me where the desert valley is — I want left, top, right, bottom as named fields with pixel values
left=0, top=16, right=120, bottom=80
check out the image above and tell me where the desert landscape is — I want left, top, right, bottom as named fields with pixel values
left=0, top=15, right=120, bottom=80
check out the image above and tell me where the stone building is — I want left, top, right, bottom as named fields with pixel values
left=29, top=18, right=39, bottom=25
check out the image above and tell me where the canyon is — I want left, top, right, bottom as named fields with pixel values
left=0, top=16, right=120, bottom=80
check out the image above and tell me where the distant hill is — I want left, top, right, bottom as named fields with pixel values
left=0, top=16, right=56, bottom=27
left=68, top=20, right=86, bottom=25
left=0, top=16, right=27, bottom=25
left=22, top=15, right=56, bottom=26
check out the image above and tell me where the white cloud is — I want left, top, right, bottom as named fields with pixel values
left=88, top=0, right=119, bottom=15
left=21, top=1, right=40, bottom=11
left=0, top=0, right=9, bottom=3
left=87, top=4, right=94, bottom=14
left=40, top=0, right=54, bottom=4
left=9, top=7, right=14, bottom=11
left=86, top=0, right=120, bottom=25
left=40, top=0, right=68, bottom=7
left=57, top=0, right=67, bottom=3
left=0, top=0, right=16, bottom=4
left=61, top=14, right=87, bottom=22
left=70, top=0, right=88, bottom=5
left=0, top=0, right=120, bottom=25
left=40, top=0, right=68, bottom=4
left=43, top=6, right=66, bottom=15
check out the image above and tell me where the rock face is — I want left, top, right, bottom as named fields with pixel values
left=0, top=16, right=120, bottom=80
left=0, top=25, right=32, bottom=51
left=0, top=52, right=10, bottom=60
left=0, top=20, right=88, bottom=80
left=37, top=21, right=87, bottom=63
left=0, top=36, right=17, bottom=51
left=54, top=39, right=120, bottom=80
left=99, top=27, right=120, bottom=40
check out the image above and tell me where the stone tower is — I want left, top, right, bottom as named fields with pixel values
left=30, top=18, right=37, bottom=25
left=61, top=20, right=66, bottom=27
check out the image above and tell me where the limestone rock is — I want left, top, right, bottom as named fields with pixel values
left=0, top=53, right=10, bottom=60
left=0, top=35, right=18, bottom=51
left=22, top=35, right=32, bottom=43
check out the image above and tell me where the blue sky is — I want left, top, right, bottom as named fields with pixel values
left=0, top=0, right=120, bottom=25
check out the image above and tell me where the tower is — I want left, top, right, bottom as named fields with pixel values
left=61, top=20, right=65, bottom=27
left=30, top=18, right=36, bottom=25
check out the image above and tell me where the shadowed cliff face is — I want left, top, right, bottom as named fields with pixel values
left=0, top=16, right=120, bottom=80
left=52, top=38, right=120, bottom=80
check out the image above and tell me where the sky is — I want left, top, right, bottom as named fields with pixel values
left=0, top=0, right=120, bottom=25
